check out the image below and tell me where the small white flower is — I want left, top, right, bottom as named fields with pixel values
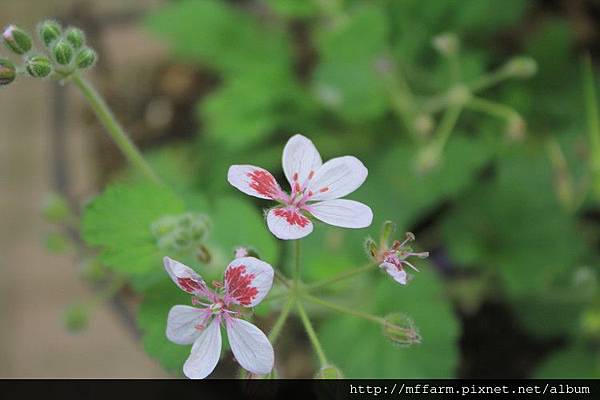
left=228, top=134, right=373, bottom=240
left=377, top=233, right=429, bottom=286
left=163, top=256, right=275, bottom=379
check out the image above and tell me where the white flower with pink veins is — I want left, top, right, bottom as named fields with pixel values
left=227, top=134, right=373, bottom=240
left=163, top=256, right=275, bottom=379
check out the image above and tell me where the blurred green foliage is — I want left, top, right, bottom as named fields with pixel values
left=77, top=0, right=600, bottom=377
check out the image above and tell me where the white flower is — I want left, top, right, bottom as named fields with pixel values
left=163, top=256, right=275, bottom=379
left=376, top=233, right=429, bottom=285
left=227, top=134, right=373, bottom=240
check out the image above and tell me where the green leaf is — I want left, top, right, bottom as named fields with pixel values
left=137, top=279, right=190, bottom=375
left=366, top=134, right=496, bottom=231
left=442, top=146, right=585, bottom=297
left=145, top=0, right=291, bottom=78
left=82, top=182, right=185, bottom=281
left=535, top=341, right=600, bottom=378
left=312, top=4, right=390, bottom=121
left=319, top=266, right=459, bottom=377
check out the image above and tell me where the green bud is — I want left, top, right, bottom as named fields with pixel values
left=44, top=231, right=72, bottom=254
left=364, top=238, right=378, bottom=260
left=503, top=56, right=537, bottom=79
left=25, top=55, right=53, bottom=78
left=52, top=38, right=74, bottom=65
left=80, top=257, right=107, bottom=282
left=0, top=59, right=16, bottom=85
left=65, top=27, right=85, bottom=49
left=383, top=313, right=421, bottom=347
left=2, top=25, right=32, bottom=55
left=196, top=243, right=212, bottom=264
left=315, top=364, right=344, bottom=379
left=38, top=20, right=62, bottom=47
left=76, top=47, right=97, bottom=69
left=432, top=32, right=459, bottom=56
left=63, top=304, right=89, bottom=333
left=41, top=192, right=70, bottom=222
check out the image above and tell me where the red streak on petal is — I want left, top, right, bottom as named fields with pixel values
left=274, top=208, right=310, bottom=228
left=319, top=187, right=329, bottom=193
left=177, top=277, right=204, bottom=294
left=225, top=265, right=259, bottom=306
left=294, top=182, right=301, bottom=193
left=292, top=172, right=298, bottom=181
left=248, top=169, right=279, bottom=198
left=308, top=170, right=315, bottom=179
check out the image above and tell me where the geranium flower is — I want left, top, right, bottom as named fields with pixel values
left=367, top=228, right=429, bottom=285
left=163, top=256, right=274, bottom=379
left=227, top=134, right=373, bottom=240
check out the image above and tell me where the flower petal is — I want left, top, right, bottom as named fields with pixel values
left=267, top=207, right=313, bottom=240
left=164, top=257, right=210, bottom=298
left=183, top=319, right=222, bottom=379
left=224, top=257, right=274, bottom=307
left=307, top=156, right=368, bottom=201
left=308, top=199, right=373, bottom=229
left=227, top=165, right=284, bottom=200
left=282, top=134, right=322, bottom=189
left=166, top=305, right=207, bottom=345
left=226, top=317, right=274, bottom=375
left=380, top=262, right=407, bottom=285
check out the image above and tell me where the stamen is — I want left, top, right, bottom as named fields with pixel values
left=402, top=260, right=420, bottom=272
left=212, top=280, right=223, bottom=289
left=398, top=232, right=416, bottom=248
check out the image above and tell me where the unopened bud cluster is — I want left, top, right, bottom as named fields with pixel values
left=151, top=212, right=212, bottom=263
left=1, top=20, right=97, bottom=86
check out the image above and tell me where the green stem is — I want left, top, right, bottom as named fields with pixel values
left=301, top=292, right=385, bottom=325
left=424, top=67, right=511, bottom=114
left=274, top=269, right=291, bottom=288
left=296, top=301, right=328, bottom=366
left=70, top=73, right=162, bottom=185
left=426, top=103, right=462, bottom=161
left=293, top=240, right=301, bottom=288
left=268, top=298, right=295, bottom=344
left=306, top=263, right=376, bottom=291
left=466, top=96, right=521, bottom=122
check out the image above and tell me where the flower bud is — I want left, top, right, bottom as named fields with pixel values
left=234, top=246, right=260, bottom=259
left=52, top=38, right=74, bottom=65
left=65, top=27, right=85, bottom=50
left=0, top=59, right=16, bottom=85
left=41, top=192, right=70, bottom=223
left=76, top=47, right=97, bottom=69
left=432, top=32, right=459, bottom=56
left=196, top=243, right=212, bottom=264
left=503, top=56, right=537, bottom=79
left=25, top=55, right=53, bottom=78
left=63, top=304, right=89, bottom=333
left=38, top=20, right=62, bottom=47
left=383, top=313, right=421, bottom=347
left=2, top=25, right=32, bottom=55
left=315, top=364, right=344, bottom=379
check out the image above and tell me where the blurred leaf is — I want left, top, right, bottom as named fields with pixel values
left=535, top=342, right=600, bottom=378
left=265, top=0, right=319, bottom=18
left=138, top=279, right=190, bottom=375
left=313, top=3, right=389, bottom=121
left=442, top=146, right=585, bottom=297
left=319, top=266, right=459, bottom=377
left=366, top=134, right=497, bottom=230
left=146, top=0, right=291, bottom=78
left=82, top=183, right=185, bottom=281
